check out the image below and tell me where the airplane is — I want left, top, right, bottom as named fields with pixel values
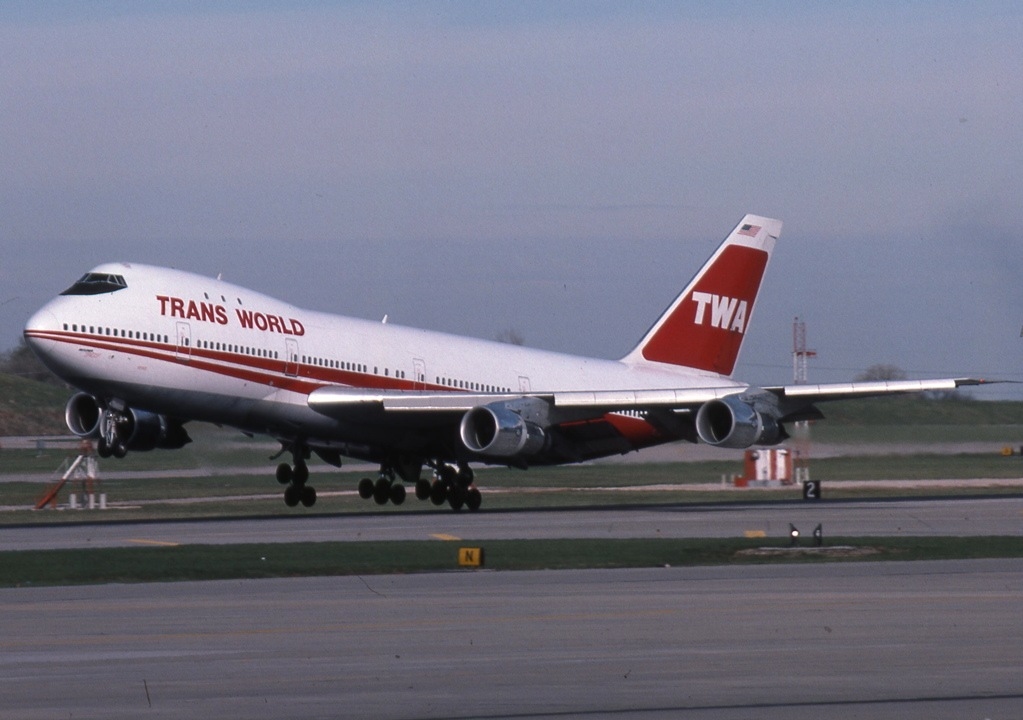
left=23, top=214, right=989, bottom=511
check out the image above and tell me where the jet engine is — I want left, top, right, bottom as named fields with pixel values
left=695, top=395, right=784, bottom=449
left=64, top=393, right=190, bottom=454
left=99, top=408, right=191, bottom=452
left=65, top=392, right=103, bottom=439
left=459, top=402, right=547, bottom=459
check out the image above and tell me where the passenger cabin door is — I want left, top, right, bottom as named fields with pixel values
left=284, top=338, right=299, bottom=377
left=413, top=358, right=426, bottom=390
left=175, top=322, right=191, bottom=362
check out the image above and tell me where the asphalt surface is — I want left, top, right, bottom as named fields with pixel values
left=2, top=496, right=1022, bottom=551
left=1, top=561, right=1020, bottom=719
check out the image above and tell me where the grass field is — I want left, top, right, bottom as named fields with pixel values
left=2, top=452, right=1021, bottom=526
left=3, top=536, right=1023, bottom=588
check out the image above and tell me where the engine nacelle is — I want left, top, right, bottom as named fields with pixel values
left=695, top=395, right=784, bottom=449
left=65, top=392, right=103, bottom=438
left=65, top=394, right=190, bottom=451
left=460, top=403, right=547, bottom=459
left=99, top=407, right=191, bottom=451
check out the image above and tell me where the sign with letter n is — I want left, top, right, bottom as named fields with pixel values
left=458, top=547, right=485, bottom=568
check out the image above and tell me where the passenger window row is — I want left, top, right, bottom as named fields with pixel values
left=61, top=322, right=504, bottom=390
left=436, top=376, right=509, bottom=393
left=64, top=323, right=168, bottom=344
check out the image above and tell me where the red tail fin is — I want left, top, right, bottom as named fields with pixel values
left=623, top=214, right=781, bottom=376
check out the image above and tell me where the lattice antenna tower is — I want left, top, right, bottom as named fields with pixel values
left=791, top=317, right=817, bottom=483
left=792, top=316, right=816, bottom=384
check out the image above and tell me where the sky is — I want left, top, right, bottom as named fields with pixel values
left=2, top=1, right=1021, bottom=398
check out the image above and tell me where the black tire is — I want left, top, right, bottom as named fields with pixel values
left=283, top=484, right=301, bottom=507
left=466, top=488, right=482, bottom=512
left=300, top=485, right=317, bottom=508
left=275, top=463, right=292, bottom=485
left=415, top=479, right=431, bottom=501
left=358, top=477, right=374, bottom=499
left=429, top=480, right=447, bottom=506
left=389, top=483, right=406, bottom=506
left=448, top=485, right=466, bottom=511
left=373, top=478, right=391, bottom=505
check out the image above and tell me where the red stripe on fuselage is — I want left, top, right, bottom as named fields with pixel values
left=23, top=330, right=446, bottom=396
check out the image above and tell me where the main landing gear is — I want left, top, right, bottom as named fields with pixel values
left=271, top=445, right=480, bottom=513
left=356, top=462, right=481, bottom=512
left=357, top=466, right=407, bottom=506
left=274, top=446, right=317, bottom=508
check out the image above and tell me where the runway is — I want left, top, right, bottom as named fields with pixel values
left=2, top=496, right=1022, bottom=551
left=0, top=560, right=1020, bottom=719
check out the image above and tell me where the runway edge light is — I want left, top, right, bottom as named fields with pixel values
left=789, top=524, right=800, bottom=546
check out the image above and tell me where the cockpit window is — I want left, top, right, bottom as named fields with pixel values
left=60, top=273, right=128, bottom=296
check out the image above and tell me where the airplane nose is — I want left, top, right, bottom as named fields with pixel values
left=23, top=307, right=58, bottom=348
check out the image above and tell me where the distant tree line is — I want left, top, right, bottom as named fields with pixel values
left=854, top=363, right=907, bottom=382
left=855, top=363, right=966, bottom=401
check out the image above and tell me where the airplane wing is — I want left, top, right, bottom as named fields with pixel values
left=308, top=377, right=992, bottom=420
left=765, top=377, right=988, bottom=404
left=308, top=385, right=739, bottom=414
left=306, top=377, right=998, bottom=465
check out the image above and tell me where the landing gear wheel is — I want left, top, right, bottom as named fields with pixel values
left=430, top=480, right=447, bottom=506
left=97, top=438, right=113, bottom=459
left=373, top=478, right=391, bottom=505
left=415, top=479, right=431, bottom=501
left=358, top=477, right=374, bottom=499
left=292, top=462, right=309, bottom=486
left=276, top=463, right=293, bottom=485
left=389, top=483, right=406, bottom=506
left=466, top=487, right=482, bottom=512
left=283, top=484, right=302, bottom=507
left=300, top=485, right=317, bottom=508
left=448, top=484, right=466, bottom=511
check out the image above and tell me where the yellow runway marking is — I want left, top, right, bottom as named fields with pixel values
left=128, top=538, right=180, bottom=547
left=430, top=533, right=462, bottom=541
left=744, top=530, right=767, bottom=538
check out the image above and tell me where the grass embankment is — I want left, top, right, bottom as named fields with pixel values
left=816, top=395, right=1023, bottom=426
left=0, top=373, right=67, bottom=436
left=4, top=537, right=1023, bottom=588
